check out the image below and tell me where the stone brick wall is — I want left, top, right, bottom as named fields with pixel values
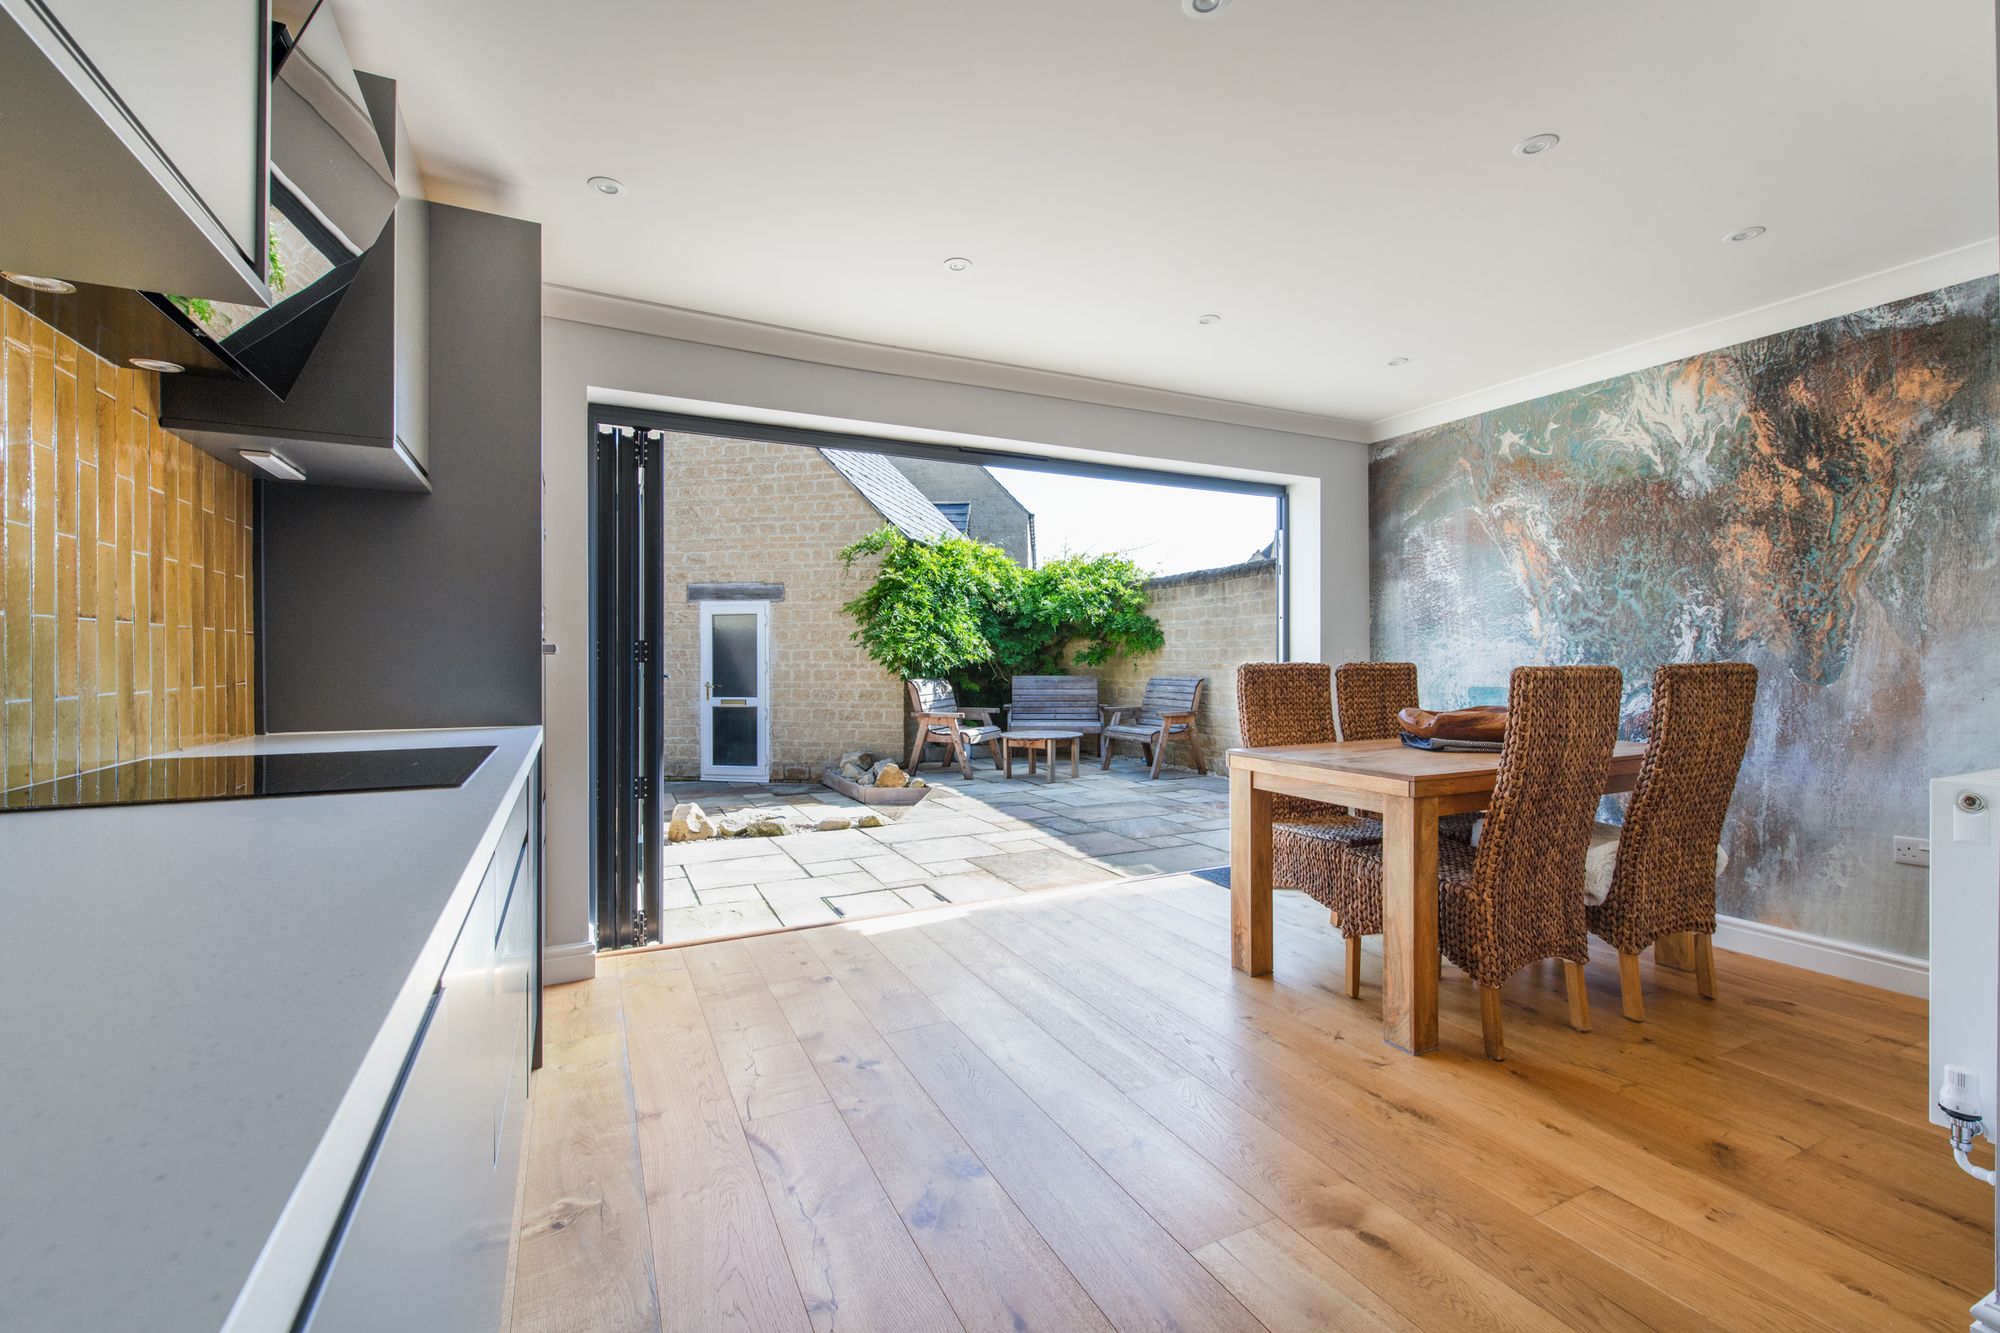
left=1071, top=557, right=1278, bottom=771
left=661, top=432, right=903, bottom=780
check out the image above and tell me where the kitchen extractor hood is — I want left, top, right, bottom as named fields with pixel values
left=3, top=2, right=397, bottom=400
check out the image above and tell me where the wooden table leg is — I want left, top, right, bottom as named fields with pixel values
left=1069, top=737, right=1079, bottom=777
left=1229, top=766, right=1273, bottom=974
left=1003, top=742, right=1015, bottom=780
left=1380, top=794, right=1440, bottom=1054
left=1043, top=739, right=1055, bottom=784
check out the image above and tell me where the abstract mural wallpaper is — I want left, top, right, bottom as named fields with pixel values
left=1371, top=277, right=1999, bottom=957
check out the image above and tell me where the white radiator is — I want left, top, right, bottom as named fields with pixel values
left=1930, top=768, right=2000, bottom=1131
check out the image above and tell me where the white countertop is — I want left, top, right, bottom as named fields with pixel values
left=0, top=726, right=543, bottom=1333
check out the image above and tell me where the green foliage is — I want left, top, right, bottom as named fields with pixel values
left=839, top=526, right=1163, bottom=695
left=838, top=528, right=1021, bottom=681
left=167, top=293, right=217, bottom=325
left=166, top=222, right=283, bottom=330
left=1007, top=552, right=1166, bottom=673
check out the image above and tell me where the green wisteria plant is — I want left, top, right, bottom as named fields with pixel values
left=838, top=527, right=1163, bottom=701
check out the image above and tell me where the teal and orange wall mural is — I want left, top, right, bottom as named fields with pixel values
left=1370, top=277, right=1999, bottom=957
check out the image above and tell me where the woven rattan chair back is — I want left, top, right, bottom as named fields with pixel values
left=1334, top=661, right=1418, bottom=742
left=1458, top=665, right=1623, bottom=985
left=1235, top=663, right=1341, bottom=821
left=1593, top=662, right=1757, bottom=952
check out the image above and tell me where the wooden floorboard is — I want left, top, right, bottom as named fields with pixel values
left=621, top=959, right=812, bottom=1332
left=512, top=875, right=1990, bottom=1331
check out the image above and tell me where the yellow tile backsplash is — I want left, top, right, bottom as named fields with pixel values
left=0, top=294, right=254, bottom=792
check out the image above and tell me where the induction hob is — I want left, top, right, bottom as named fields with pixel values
left=0, top=746, right=495, bottom=814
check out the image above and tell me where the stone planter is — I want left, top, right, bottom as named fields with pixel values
left=820, top=768, right=934, bottom=806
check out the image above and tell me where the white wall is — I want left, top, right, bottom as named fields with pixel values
left=540, top=315, right=1370, bottom=976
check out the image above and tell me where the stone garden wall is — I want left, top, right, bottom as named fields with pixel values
left=1071, top=557, right=1279, bottom=771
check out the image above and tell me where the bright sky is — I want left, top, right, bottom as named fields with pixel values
left=989, top=468, right=1279, bottom=576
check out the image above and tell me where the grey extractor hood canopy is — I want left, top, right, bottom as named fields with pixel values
left=0, top=0, right=399, bottom=402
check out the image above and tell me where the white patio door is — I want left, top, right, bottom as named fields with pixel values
left=698, top=600, right=771, bottom=781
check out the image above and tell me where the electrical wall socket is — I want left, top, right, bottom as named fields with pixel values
left=1892, top=835, right=1930, bottom=867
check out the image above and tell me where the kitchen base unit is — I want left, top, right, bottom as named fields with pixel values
left=0, top=726, right=545, bottom=1333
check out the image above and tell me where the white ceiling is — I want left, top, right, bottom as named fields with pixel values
left=333, top=0, right=1999, bottom=439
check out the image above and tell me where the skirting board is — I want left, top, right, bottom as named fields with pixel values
left=541, top=939, right=596, bottom=985
left=1713, top=913, right=1927, bottom=998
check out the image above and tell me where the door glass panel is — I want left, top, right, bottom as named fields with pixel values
left=713, top=708, right=759, bottom=768
left=711, top=613, right=759, bottom=698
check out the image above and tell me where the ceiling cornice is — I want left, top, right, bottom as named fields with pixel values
left=1368, top=239, right=2000, bottom=442
left=540, top=284, right=1372, bottom=443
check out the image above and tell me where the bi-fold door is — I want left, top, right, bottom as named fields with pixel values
left=589, top=422, right=664, bottom=949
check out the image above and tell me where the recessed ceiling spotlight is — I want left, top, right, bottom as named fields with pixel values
left=2, top=271, right=77, bottom=294
left=1195, top=313, right=1221, bottom=325
left=943, top=257, right=973, bottom=272
left=587, top=175, right=625, bottom=196
left=130, top=357, right=184, bottom=373
left=1385, top=356, right=1410, bottom=367
left=1725, top=225, right=1767, bottom=243
left=1182, top=0, right=1230, bottom=15
left=1513, top=133, right=1561, bottom=158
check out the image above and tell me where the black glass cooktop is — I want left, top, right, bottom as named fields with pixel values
left=0, top=746, right=495, bottom=814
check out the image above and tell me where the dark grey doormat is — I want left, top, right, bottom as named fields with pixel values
left=1191, top=865, right=1229, bottom=888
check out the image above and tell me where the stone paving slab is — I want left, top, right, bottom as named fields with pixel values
left=685, top=853, right=800, bottom=891
left=894, top=834, right=1007, bottom=865
left=1097, top=843, right=1227, bottom=875
left=971, top=849, right=1118, bottom=890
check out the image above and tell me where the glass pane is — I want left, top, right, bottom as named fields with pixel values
left=711, top=613, right=759, bottom=698
left=713, top=707, right=759, bottom=768
left=171, top=199, right=347, bottom=342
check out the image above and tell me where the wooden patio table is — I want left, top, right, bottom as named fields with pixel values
left=1227, top=736, right=1647, bottom=1054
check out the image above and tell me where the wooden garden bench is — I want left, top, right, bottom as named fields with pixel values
left=905, top=679, right=1002, bottom=778
left=1006, top=675, right=1104, bottom=756
left=1102, top=675, right=1207, bottom=778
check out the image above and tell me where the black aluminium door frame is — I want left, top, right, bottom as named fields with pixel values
left=588, top=415, right=665, bottom=950
left=585, top=405, right=1293, bottom=949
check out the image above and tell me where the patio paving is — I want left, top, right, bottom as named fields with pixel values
left=654, top=756, right=1229, bottom=945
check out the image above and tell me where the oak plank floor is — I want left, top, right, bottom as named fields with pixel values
left=510, top=875, right=1991, bottom=1332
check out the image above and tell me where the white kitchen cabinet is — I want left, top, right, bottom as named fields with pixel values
left=297, top=762, right=540, bottom=1333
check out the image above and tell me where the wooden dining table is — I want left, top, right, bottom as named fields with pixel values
left=1228, top=737, right=1647, bottom=1055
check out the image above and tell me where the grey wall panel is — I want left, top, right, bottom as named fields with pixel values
left=259, top=204, right=542, bottom=731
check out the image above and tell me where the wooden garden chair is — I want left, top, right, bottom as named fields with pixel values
left=905, top=679, right=1002, bottom=779
left=1006, top=675, right=1105, bottom=755
left=1101, top=675, right=1207, bottom=778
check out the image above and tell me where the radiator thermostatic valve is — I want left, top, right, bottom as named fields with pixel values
left=1939, top=1066, right=1997, bottom=1185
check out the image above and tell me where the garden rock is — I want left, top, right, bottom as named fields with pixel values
left=667, top=803, right=717, bottom=842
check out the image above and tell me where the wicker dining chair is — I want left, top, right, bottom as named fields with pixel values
left=1590, top=662, right=1757, bottom=1020
left=1330, top=665, right=1622, bottom=1058
left=1234, top=662, right=1367, bottom=845
left=1285, top=661, right=1478, bottom=996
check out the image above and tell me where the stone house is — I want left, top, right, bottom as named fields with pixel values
left=660, top=432, right=974, bottom=782
left=888, top=455, right=1037, bottom=566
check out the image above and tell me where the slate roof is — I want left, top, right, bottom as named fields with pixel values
left=819, top=449, right=960, bottom=542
